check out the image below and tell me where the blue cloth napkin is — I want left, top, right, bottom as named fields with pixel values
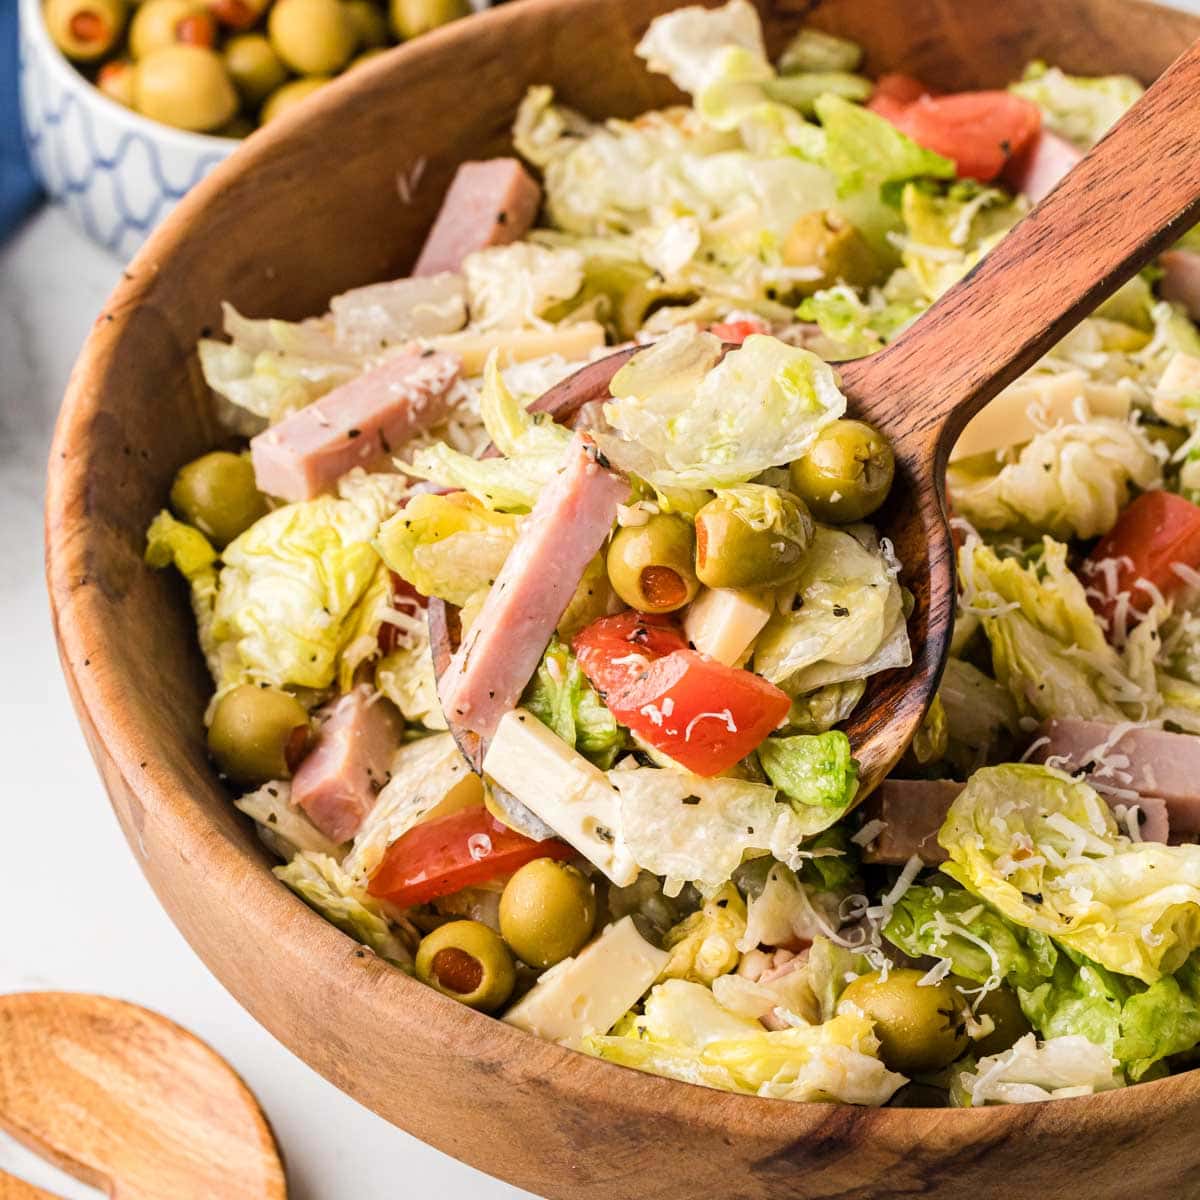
left=1, top=1, right=43, bottom=241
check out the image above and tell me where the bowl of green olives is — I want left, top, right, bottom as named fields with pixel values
left=17, top=0, right=477, bottom=257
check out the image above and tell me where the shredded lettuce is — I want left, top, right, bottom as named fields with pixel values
left=463, top=243, right=584, bottom=331
left=659, top=883, right=748, bottom=984
left=1010, top=62, right=1143, bottom=150
left=953, top=1033, right=1123, bottom=1106
left=375, top=626, right=447, bottom=731
left=757, top=731, right=858, bottom=835
left=235, top=781, right=346, bottom=860
left=523, top=639, right=625, bottom=769
left=940, top=763, right=1200, bottom=984
left=778, top=28, right=862, bottom=75
left=586, top=979, right=904, bottom=1104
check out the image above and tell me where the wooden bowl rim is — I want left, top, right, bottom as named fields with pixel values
left=43, top=0, right=1200, bottom=1150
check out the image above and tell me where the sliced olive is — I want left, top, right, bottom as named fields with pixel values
left=267, top=0, right=356, bottom=75
left=783, top=209, right=879, bottom=295
left=259, top=76, right=332, bottom=124
left=44, top=0, right=128, bottom=61
left=693, top=485, right=813, bottom=590
left=499, top=859, right=596, bottom=970
left=128, top=0, right=213, bottom=58
left=840, top=968, right=968, bottom=1075
left=223, top=33, right=287, bottom=106
left=207, top=684, right=311, bottom=786
left=133, top=44, right=238, bottom=132
left=415, top=920, right=516, bottom=1011
left=343, top=0, right=390, bottom=48
left=389, top=0, right=469, bottom=40
left=969, top=984, right=1032, bottom=1057
left=170, top=451, right=268, bottom=548
left=789, top=419, right=895, bottom=523
left=606, top=514, right=699, bottom=614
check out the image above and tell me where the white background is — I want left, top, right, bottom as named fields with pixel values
left=3, top=5, right=1199, bottom=1194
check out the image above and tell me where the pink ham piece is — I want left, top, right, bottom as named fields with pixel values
left=250, top=351, right=460, bottom=502
left=1007, top=130, right=1083, bottom=204
left=412, top=158, right=542, bottom=277
left=859, top=780, right=964, bottom=866
left=1161, top=249, right=1200, bottom=321
left=439, top=433, right=630, bottom=740
left=1031, top=718, right=1189, bottom=839
left=292, top=685, right=403, bottom=842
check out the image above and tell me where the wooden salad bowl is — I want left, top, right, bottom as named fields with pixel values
left=44, top=0, right=1200, bottom=1196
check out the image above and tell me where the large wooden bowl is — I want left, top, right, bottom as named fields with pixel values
left=45, top=1, right=1200, bottom=1196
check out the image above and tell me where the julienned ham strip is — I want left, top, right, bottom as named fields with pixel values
left=250, top=351, right=460, bottom=502
left=412, top=158, right=543, bottom=277
left=1162, top=249, right=1200, bottom=321
left=1006, top=129, right=1083, bottom=204
left=861, top=742, right=1175, bottom=866
left=292, top=685, right=404, bottom=842
left=439, top=433, right=631, bottom=740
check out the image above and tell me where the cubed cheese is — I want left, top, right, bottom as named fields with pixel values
left=949, top=369, right=1131, bottom=462
left=1153, top=351, right=1200, bottom=425
left=429, top=321, right=606, bottom=376
left=483, top=709, right=639, bottom=886
left=684, top=587, right=773, bottom=667
left=503, top=917, right=668, bottom=1046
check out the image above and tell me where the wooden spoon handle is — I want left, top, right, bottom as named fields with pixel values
left=841, top=36, right=1200, bottom=469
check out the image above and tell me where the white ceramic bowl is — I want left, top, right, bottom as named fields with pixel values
left=16, top=0, right=237, bottom=260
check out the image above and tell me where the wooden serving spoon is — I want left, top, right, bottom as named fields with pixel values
left=432, top=38, right=1200, bottom=799
left=0, top=994, right=286, bottom=1200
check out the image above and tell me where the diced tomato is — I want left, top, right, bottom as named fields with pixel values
left=572, top=610, right=689, bottom=696
left=575, top=610, right=791, bottom=776
left=709, top=318, right=770, bottom=344
left=889, top=92, right=1042, bottom=182
left=367, top=806, right=574, bottom=907
left=867, top=72, right=935, bottom=120
left=605, top=650, right=791, bottom=776
left=1081, top=491, right=1200, bottom=635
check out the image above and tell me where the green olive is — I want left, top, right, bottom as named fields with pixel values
left=416, top=920, right=516, bottom=1011
left=170, top=451, right=268, bottom=547
left=347, top=47, right=388, bottom=69
left=783, top=209, right=879, bottom=296
left=133, top=44, right=238, bottom=131
left=207, top=685, right=311, bottom=786
left=98, top=59, right=136, bottom=107
left=389, top=0, right=468, bottom=39
left=343, top=0, right=390, bottom=48
left=606, top=514, right=700, bottom=614
left=1143, top=422, right=1189, bottom=457
left=223, top=34, right=287, bottom=106
left=789, top=419, right=895, bottom=523
left=693, top=485, right=813, bottom=590
left=206, top=0, right=270, bottom=30
left=840, top=968, right=968, bottom=1075
left=969, top=984, right=1032, bottom=1058
left=128, top=0, right=212, bottom=58
left=499, top=859, right=597, bottom=969
left=44, top=0, right=128, bottom=61
left=259, top=76, right=331, bottom=124
left=268, top=0, right=356, bottom=75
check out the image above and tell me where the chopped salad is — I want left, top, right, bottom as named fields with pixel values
left=147, top=0, right=1200, bottom=1108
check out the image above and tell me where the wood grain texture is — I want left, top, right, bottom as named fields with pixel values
left=0, top=994, right=284, bottom=1199
left=0, top=1171, right=59, bottom=1200
left=43, top=1, right=1200, bottom=1197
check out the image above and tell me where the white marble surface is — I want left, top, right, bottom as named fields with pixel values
left=0, top=205, right=530, bottom=1200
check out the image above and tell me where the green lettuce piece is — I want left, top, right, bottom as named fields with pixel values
left=757, top=730, right=858, bottom=835
left=815, top=94, right=955, bottom=198
left=659, top=883, right=748, bottom=984
left=274, top=852, right=413, bottom=969
left=764, top=72, right=871, bottom=116
left=375, top=491, right=518, bottom=606
left=523, top=638, right=624, bottom=769
left=785, top=679, right=866, bottom=733
left=939, top=764, right=1200, bottom=984
left=778, top=28, right=862, bottom=75
left=145, top=509, right=218, bottom=578
left=598, top=328, right=846, bottom=489
left=1010, top=62, right=1143, bottom=149
left=634, top=0, right=768, bottom=98
left=795, top=285, right=923, bottom=359
left=884, top=882, right=1058, bottom=992
left=1018, top=952, right=1130, bottom=1059
left=938, top=657, right=1020, bottom=772
left=585, top=979, right=903, bottom=1104
left=947, top=418, right=1161, bottom=541
left=961, top=538, right=1129, bottom=723
left=374, top=627, right=447, bottom=731
left=1116, top=957, right=1200, bottom=1079
left=754, top=525, right=907, bottom=693
left=796, top=827, right=860, bottom=894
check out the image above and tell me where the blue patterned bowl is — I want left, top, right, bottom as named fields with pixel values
left=17, top=0, right=237, bottom=260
